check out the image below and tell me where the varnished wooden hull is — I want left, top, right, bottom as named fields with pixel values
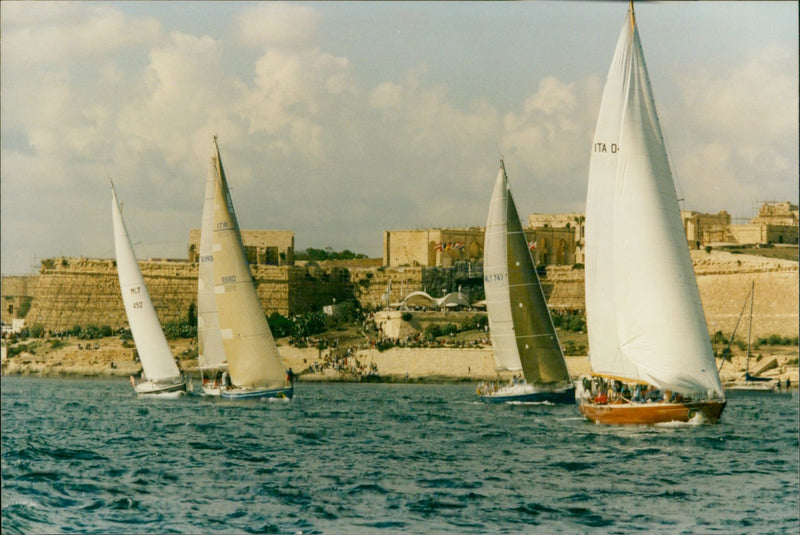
left=579, top=400, right=726, bottom=425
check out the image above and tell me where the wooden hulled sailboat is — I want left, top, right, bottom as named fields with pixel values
left=111, top=182, right=186, bottom=397
left=210, top=137, right=293, bottom=401
left=579, top=4, right=725, bottom=424
left=196, top=140, right=228, bottom=396
left=478, top=160, right=575, bottom=404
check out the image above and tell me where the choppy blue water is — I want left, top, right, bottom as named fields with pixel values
left=2, top=377, right=798, bottom=534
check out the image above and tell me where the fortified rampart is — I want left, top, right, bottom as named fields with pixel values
left=3, top=250, right=797, bottom=338
left=15, top=257, right=356, bottom=331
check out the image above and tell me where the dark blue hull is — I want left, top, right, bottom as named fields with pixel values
left=480, top=387, right=576, bottom=405
left=220, top=386, right=294, bottom=401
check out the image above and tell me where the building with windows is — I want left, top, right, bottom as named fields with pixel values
left=188, top=229, right=294, bottom=265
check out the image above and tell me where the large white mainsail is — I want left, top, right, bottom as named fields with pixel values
left=197, top=140, right=227, bottom=376
left=211, top=138, right=286, bottom=390
left=584, top=8, right=723, bottom=396
left=111, top=182, right=182, bottom=385
left=483, top=161, right=571, bottom=385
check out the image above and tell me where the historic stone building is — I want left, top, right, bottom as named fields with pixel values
left=727, top=202, right=799, bottom=246
left=188, top=229, right=295, bottom=265
left=383, top=228, right=484, bottom=268
left=384, top=215, right=585, bottom=269
left=681, top=211, right=731, bottom=249
left=527, top=213, right=585, bottom=265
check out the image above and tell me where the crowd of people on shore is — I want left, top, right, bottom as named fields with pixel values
left=300, top=347, right=379, bottom=380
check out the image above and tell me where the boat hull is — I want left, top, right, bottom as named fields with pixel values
left=579, top=400, right=726, bottom=425
left=480, top=386, right=575, bottom=405
left=220, top=385, right=293, bottom=401
left=134, top=381, right=187, bottom=398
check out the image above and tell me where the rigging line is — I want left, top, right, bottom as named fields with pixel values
left=717, top=282, right=753, bottom=373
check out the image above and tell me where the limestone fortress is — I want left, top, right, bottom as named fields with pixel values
left=2, top=202, right=797, bottom=338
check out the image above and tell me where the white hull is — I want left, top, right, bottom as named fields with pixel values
left=134, top=380, right=186, bottom=398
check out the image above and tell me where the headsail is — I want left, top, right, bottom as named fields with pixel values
left=211, top=138, right=286, bottom=389
left=111, top=182, right=181, bottom=384
left=584, top=7, right=723, bottom=395
left=197, top=138, right=227, bottom=372
left=483, top=161, right=571, bottom=384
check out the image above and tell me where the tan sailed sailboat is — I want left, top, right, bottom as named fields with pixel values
left=196, top=139, right=228, bottom=396
left=579, top=4, right=726, bottom=424
left=209, top=136, right=292, bottom=401
left=478, top=160, right=575, bottom=404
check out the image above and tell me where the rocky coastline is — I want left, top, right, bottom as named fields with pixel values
left=2, top=336, right=797, bottom=389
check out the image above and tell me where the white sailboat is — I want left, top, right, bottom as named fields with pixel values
left=210, top=137, right=292, bottom=401
left=722, top=282, right=782, bottom=393
left=579, top=3, right=726, bottom=424
left=196, top=140, right=228, bottom=396
left=478, top=160, right=575, bottom=404
left=111, top=181, right=186, bottom=397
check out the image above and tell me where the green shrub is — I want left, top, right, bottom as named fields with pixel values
left=464, top=313, right=488, bottom=331
left=442, top=323, right=459, bottom=336
left=401, top=312, right=413, bottom=322
left=28, top=324, right=45, bottom=338
left=268, top=312, right=292, bottom=338
left=567, top=315, right=585, bottom=332
left=377, top=339, right=395, bottom=352
left=291, top=311, right=326, bottom=338
left=711, top=330, right=727, bottom=345
left=424, top=324, right=443, bottom=340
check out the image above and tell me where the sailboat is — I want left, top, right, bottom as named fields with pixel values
left=478, top=160, right=575, bottom=404
left=209, top=136, right=293, bottom=401
left=111, top=181, right=186, bottom=397
left=723, top=282, right=781, bottom=392
left=579, top=4, right=726, bottom=424
left=196, top=140, right=228, bottom=396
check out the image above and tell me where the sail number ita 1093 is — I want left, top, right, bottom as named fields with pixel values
left=593, top=142, right=619, bottom=153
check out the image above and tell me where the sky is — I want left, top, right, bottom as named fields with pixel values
left=1, top=1, right=797, bottom=275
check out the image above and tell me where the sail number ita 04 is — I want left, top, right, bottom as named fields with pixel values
left=593, top=142, right=619, bottom=153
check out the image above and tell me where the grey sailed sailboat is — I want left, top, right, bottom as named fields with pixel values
left=478, top=160, right=575, bottom=403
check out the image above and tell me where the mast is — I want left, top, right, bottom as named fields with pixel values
left=629, top=0, right=635, bottom=29
left=746, top=281, right=754, bottom=376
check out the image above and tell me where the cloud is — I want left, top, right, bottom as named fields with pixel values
left=672, top=43, right=799, bottom=216
left=1, top=3, right=161, bottom=65
left=237, top=2, right=321, bottom=48
left=499, top=76, right=602, bottom=212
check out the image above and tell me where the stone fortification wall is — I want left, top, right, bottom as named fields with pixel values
left=691, top=251, right=798, bottom=338
left=20, top=258, right=358, bottom=331
left=24, top=258, right=197, bottom=331
left=10, top=251, right=798, bottom=338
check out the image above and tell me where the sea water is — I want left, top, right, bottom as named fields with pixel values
left=2, top=377, right=797, bottom=534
